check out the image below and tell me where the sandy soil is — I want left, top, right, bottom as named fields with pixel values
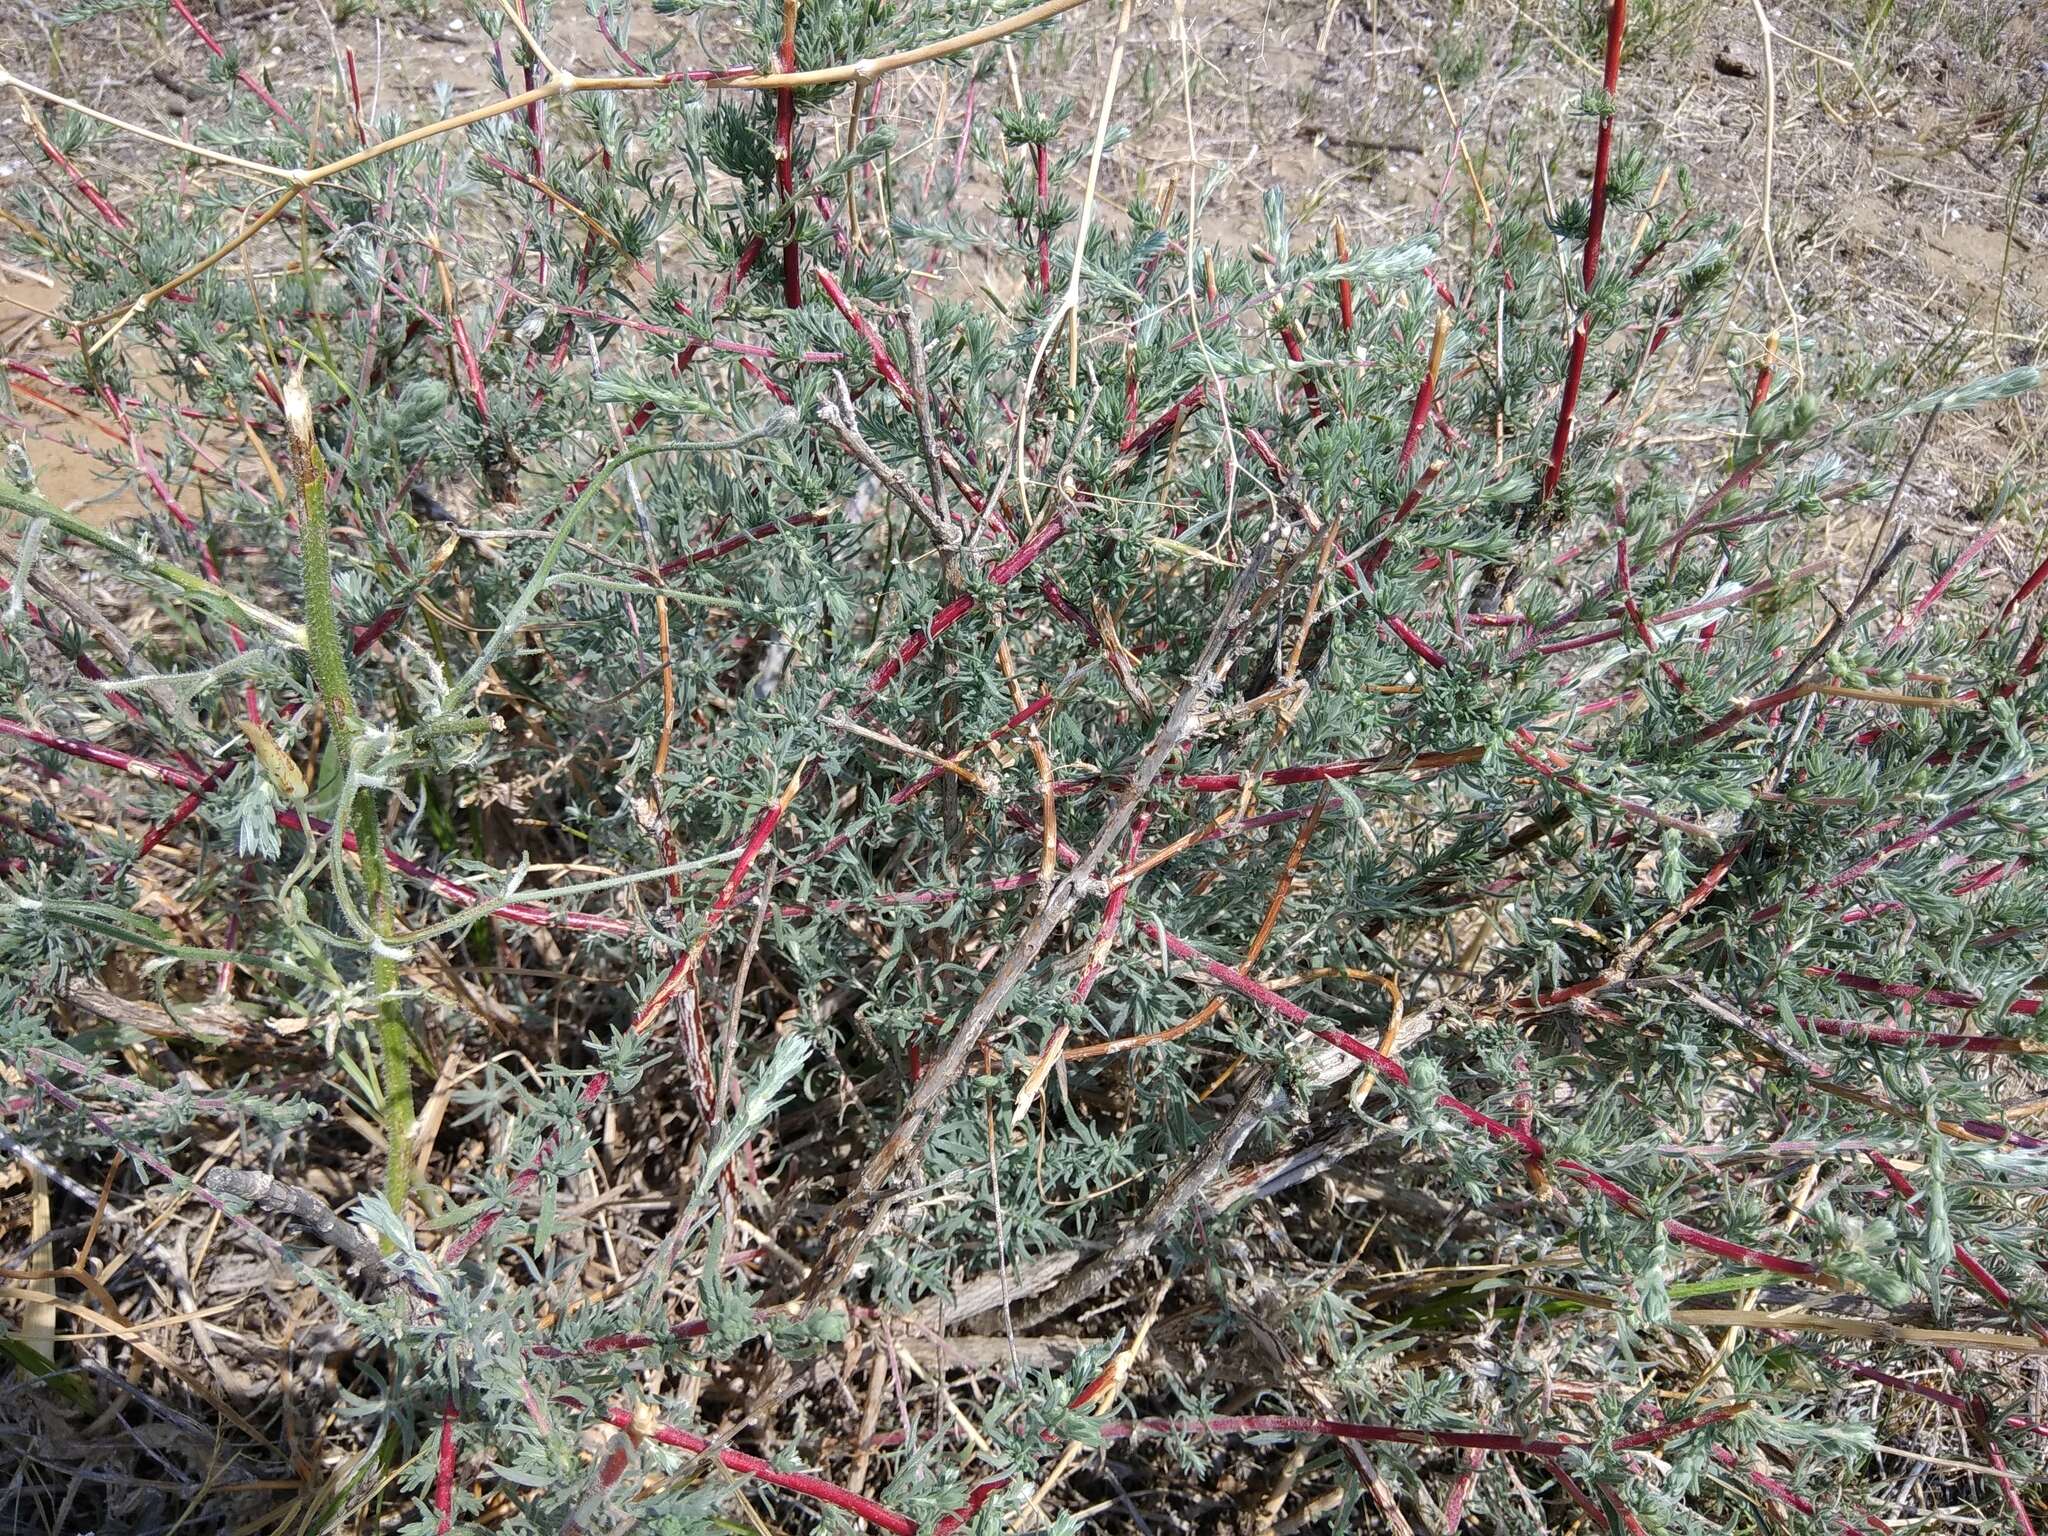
left=1, top=0, right=2042, bottom=547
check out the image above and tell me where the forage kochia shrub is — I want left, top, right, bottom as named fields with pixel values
left=2, top=0, right=2044, bottom=1532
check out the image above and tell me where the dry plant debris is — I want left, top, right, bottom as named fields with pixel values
left=1, top=0, right=2046, bottom=1532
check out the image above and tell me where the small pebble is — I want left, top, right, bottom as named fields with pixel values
left=1713, top=43, right=1758, bottom=80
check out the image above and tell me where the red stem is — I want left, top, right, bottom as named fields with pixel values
left=1806, top=966, right=2041, bottom=1019
left=24, top=118, right=130, bottom=231
left=0, top=718, right=188, bottom=786
left=1384, top=614, right=1449, bottom=670
left=598, top=1405, right=921, bottom=1535
left=433, top=1402, right=459, bottom=1535
left=1537, top=0, right=1627, bottom=514
left=1333, top=220, right=1355, bottom=333
left=1119, top=383, right=1207, bottom=457
left=1538, top=322, right=1593, bottom=511
left=344, top=47, right=368, bottom=144
left=656, top=511, right=831, bottom=578
left=1803, top=1016, right=2041, bottom=1055
left=1559, top=1461, right=1653, bottom=1536
left=1075, top=809, right=1152, bottom=1000
left=0, top=578, right=145, bottom=723
left=1982, top=547, right=2048, bottom=639
left=863, top=516, right=1071, bottom=694
left=1582, top=0, right=1626, bottom=291
left=1276, top=321, right=1323, bottom=418
left=1711, top=1447, right=1890, bottom=1536
left=1750, top=359, right=1775, bottom=412
left=1866, top=1153, right=2041, bottom=1532
left=1868, top=1153, right=2030, bottom=1317
left=139, top=759, right=239, bottom=857
left=1616, top=533, right=1685, bottom=689
left=2003, top=626, right=2048, bottom=697
left=167, top=0, right=302, bottom=127
left=442, top=781, right=795, bottom=1263
left=352, top=240, right=767, bottom=654
left=1396, top=313, right=1449, bottom=471
left=1559, top=1159, right=1819, bottom=1276
left=815, top=269, right=912, bottom=402
left=1131, top=912, right=1829, bottom=1276
left=1888, top=524, right=1998, bottom=646
left=775, top=5, right=800, bottom=306
left=1759, top=769, right=2042, bottom=924
left=1357, top=463, right=1446, bottom=584
left=451, top=311, right=489, bottom=419
left=1444, top=1449, right=1485, bottom=1531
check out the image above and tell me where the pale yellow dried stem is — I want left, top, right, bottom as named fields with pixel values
left=830, top=714, right=994, bottom=795
left=1061, top=0, right=1136, bottom=388
left=720, top=0, right=1096, bottom=90
left=83, top=0, right=1098, bottom=345
left=86, top=75, right=669, bottom=340
left=1671, top=1306, right=2048, bottom=1356
left=495, top=0, right=559, bottom=79
left=3, top=69, right=305, bottom=183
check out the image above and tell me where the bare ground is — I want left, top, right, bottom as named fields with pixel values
left=4, top=0, right=2042, bottom=543
left=1, top=2, right=2045, bottom=1532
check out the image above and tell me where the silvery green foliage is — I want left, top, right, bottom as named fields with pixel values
left=2, top=0, right=2044, bottom=1532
